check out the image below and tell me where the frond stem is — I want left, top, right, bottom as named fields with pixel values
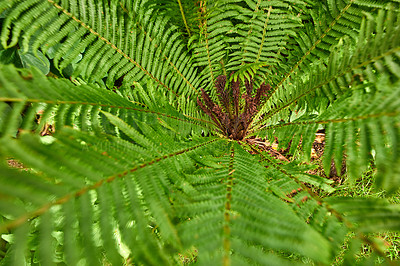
left=246, top=142, right=393, bottom=262
left=118, top=2, right=198, bottom=94
left=250, top=45, right=400, bottom=131
left=258, top=0, right=355, bottom=108
left=223, top=144, right=235, bottom=266
left=0, top=97, right=213, bottom=126
left=47, top=0, right=178, bottom=96
left=255, top=6, right=272, bottom=63
left=199, top=0, right=215, bottom=85
left=177, top=0, right=191, bottom=37
left=258, top=111, right=400, bottom=132
left=0, top=138, right=221, bottom=233
left=240, top=0, right=262, bottom=65
left=246, top=142, right=323, bottom=202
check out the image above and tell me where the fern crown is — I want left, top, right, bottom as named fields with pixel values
left=0, top=0, right=400, bottom=265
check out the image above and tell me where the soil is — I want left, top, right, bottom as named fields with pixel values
left=247, top=131, right=346, bottom=185
left=7, top=159, right=26, bottom=169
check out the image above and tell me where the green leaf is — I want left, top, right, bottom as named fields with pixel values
left=18, top=49, right=50, bottom=75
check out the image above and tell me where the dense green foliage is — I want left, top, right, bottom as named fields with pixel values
left=0, top=0, right=399, bottom=264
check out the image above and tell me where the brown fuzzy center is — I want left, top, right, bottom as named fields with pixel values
left=197, top=75, right=271, bottom=140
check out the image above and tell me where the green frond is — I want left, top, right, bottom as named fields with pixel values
left=178, top=143, right=334, bottom=265
left=269, top=0, right=400, bottom=88
left=326, top=197, right=400, bottom=233
left=0, top=124, right=220, bottom=264
left=259, top=77, right=400, bottom=191
left=145, top=0, right=199, bottom=38
left=247, top=141, right=400, bottom=261
left=261, top=160, right=347, bottom=259
left=189, top=0, right=236, bottom=95
left=253, top=8, right=400, bottom=127
left=225, top=0, right=305, bottom=86
left=0, top=65, right=205, bottom=138
left=1, top=0, right=200, bottom=102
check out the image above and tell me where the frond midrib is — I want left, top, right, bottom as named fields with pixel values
left=258, top=110, right=400, bottom=132
left=256, top=0, right=356, bottom=116
left=251, top=45, right=400, bottom=131
left=0, top=97, right=212, bottom=127
left=0, top=137, right=221, bottom=234
left=46, top=0, right=199, bottom=96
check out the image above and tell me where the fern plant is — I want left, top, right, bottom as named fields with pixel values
left=0, top=0, right=400, bottom=264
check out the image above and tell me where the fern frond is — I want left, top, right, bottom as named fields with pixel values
left=253, top=8, right=400, bottom=128
left=0, top=125, right=220, bottom=264
left=268, top=0, right=400, bottom=88
left=259, top=76, right=400, bottom=191
left=145, top=0, right=198, bottom=38
left=247, top=141, right=400, bottom=261
left=1, top=0, right=200, bottom=102
left=225, top=0, right=305, bottom=86
left=178, top=142, right=334, bottom=264
left=189, top=0, right=236, bottom=95
left=326, top=197, right=400, bottom=233
left=0, top=65, right=206, bottom=138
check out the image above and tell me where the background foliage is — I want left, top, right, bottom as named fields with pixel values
left=0, top=0, right=400, bottom=265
